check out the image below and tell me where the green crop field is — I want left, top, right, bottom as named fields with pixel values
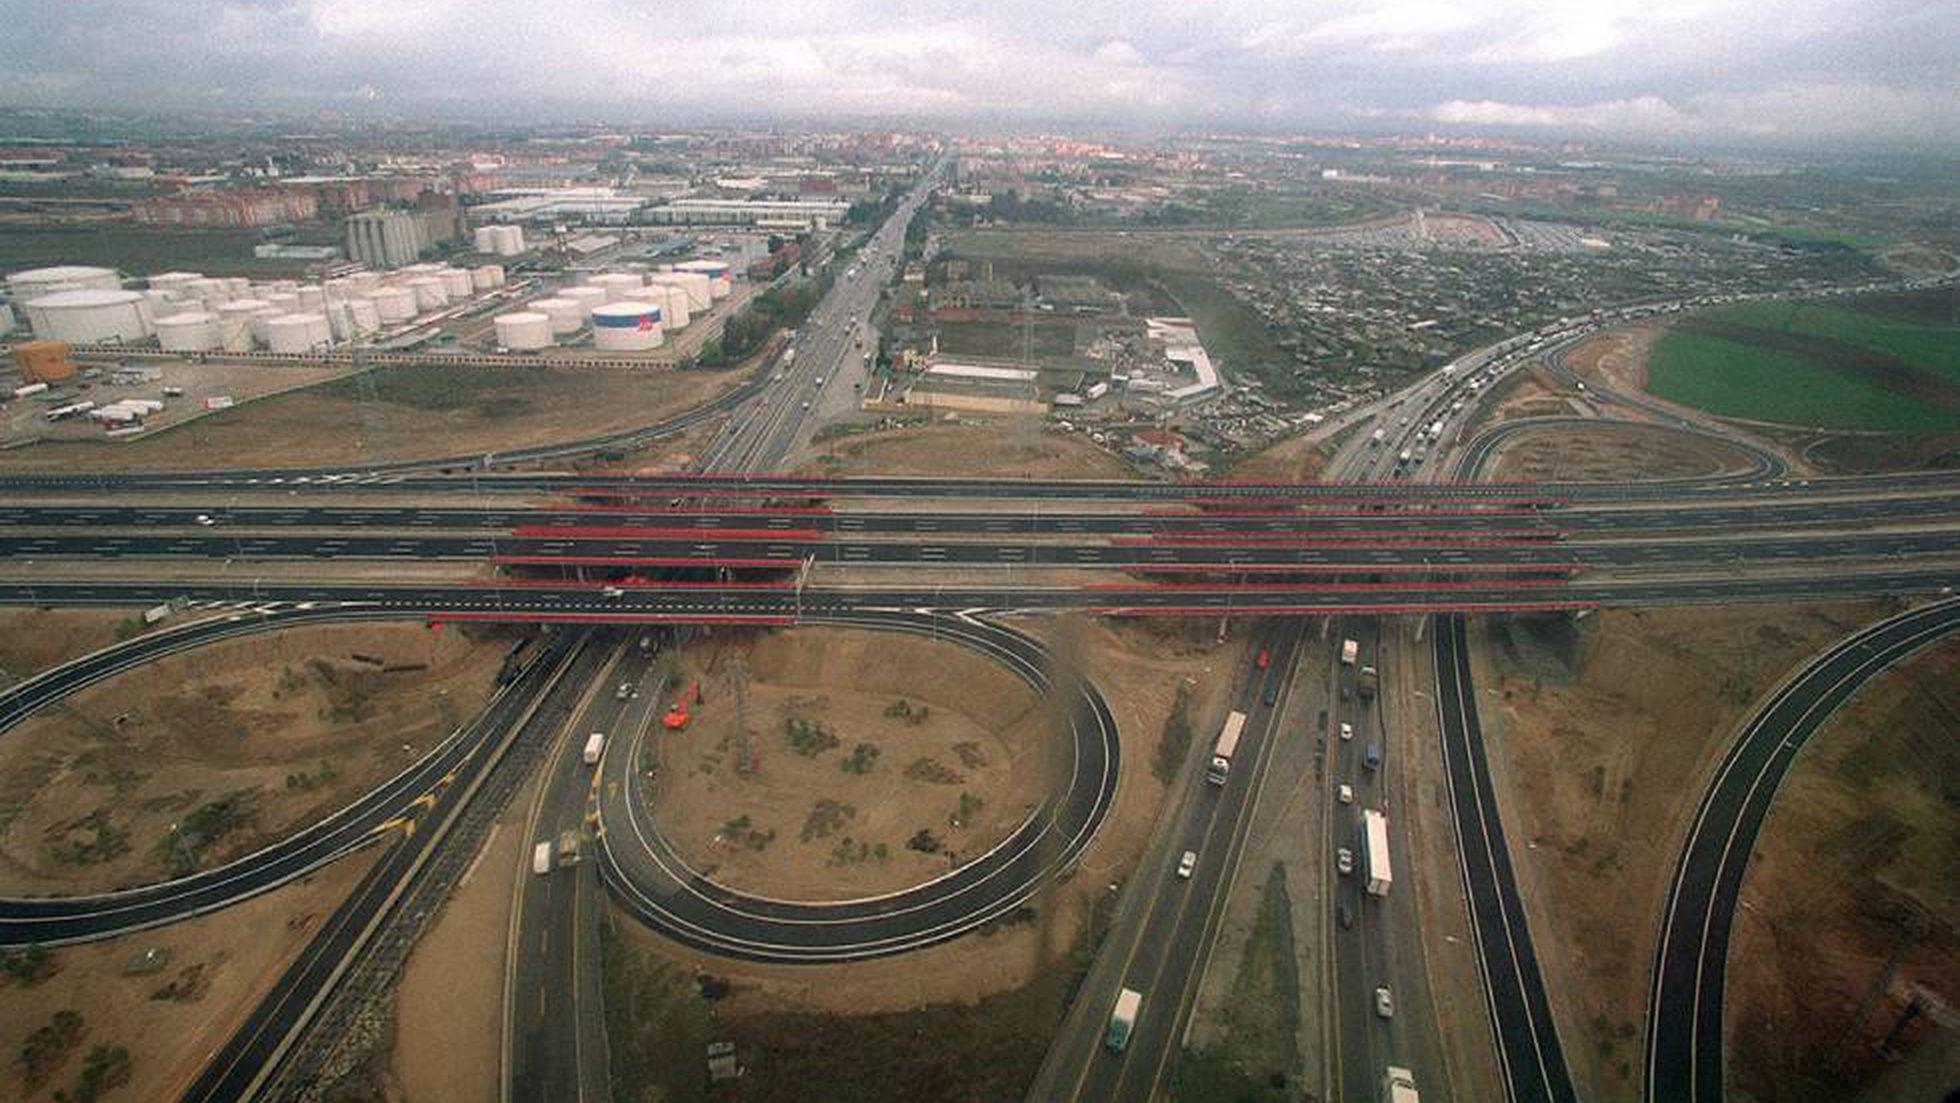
left=1646, top=293, right=1960, bottom=432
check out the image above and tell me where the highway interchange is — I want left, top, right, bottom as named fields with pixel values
left=0, top=177, right=1952, bottom=1103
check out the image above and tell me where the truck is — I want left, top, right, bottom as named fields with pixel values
left=556, top=829, right=581, bottom=867
left=1357, top=664, right=1379, bottom=699
left=583, top=732, right=606, bottom=765
left=532, top=840, right=554, bottom=875
left=1206, top=711, right=1247, bottom=785
left=10, top=382, right=48, bottom=400
left=1341, top=639, right=1359, bottom=666
left=1106, top=988, right=1143, bottom=1052
left=1362, top=809, right=1393, bottom=897
left=1380, top=1065, right=1419, bottom=1103
left=1428, top=419, right=1445, bottom=440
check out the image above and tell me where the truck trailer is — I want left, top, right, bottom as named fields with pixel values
left=1106, top=988, right=1143, bottom=1052
left=1206, top=711, right=1247, bottom=785
left=583, top=732, right=606, bottom=765
left=1362, top=809, right=1393, bottom=897
left=1341, top=639, right=1360, bottom=666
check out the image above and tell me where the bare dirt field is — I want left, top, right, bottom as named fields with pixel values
left=1727, top=638, right=1960, bottom=1103
left=1469, top=600, right=1894, bottom=1101
left=1230, top=425, right=1342, bottom=482
left=0, top=360, right=349, bottom=452
left=0, top=847, right=378, bottom=1103
left=0, top=362, right=748, bottom=472
left=648, top=626, right=1057, bottom=901
left=1484, top=421, right=1761, bottom=482
left=0, top=609, right=148, bottom=686
left=388, top=769, right=541, bottom=1103
left=0, top=620, right=509, bottom=893
left=601, top=614, right=1240, bottom=1103
left=799, top=417, right=1134, bottom=479
left=1563, top=324, right=1664, bottom=394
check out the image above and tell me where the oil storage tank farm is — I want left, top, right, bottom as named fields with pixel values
left=23, top=289, right=153, bottom=344
left=590, top=301, right=664, bottom=351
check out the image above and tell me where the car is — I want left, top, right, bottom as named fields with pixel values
left=616, top=682, right=633, bottom=701
left=193, top=514, right=216, bottom=526
left=1261, top=682, right=1278, bottom=707
left=1338, top=783, right=1354, bottom=804
left=1339, top=722, right=1353, bottom=741
left=1374, top=986, right=1394, bottom=1018
left=1255, top=646, right=1271, bottom=669
left=1337, top=902, right=1354, bottom=929
left=601, top=586, right=624, bottom=599
left=801, top=401, right=811, bottom=410
left=1177, top=850, right=1197, bottom=878
left=1336, top=847, right=1354, bottom=875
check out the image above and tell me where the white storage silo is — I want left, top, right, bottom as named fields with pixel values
left=562, top=285, right=608, bottom=315
left=147, top=271, right=202, bottom=295
left=9, top=265, right=122, bottom=301
left=473, top=226, right=501, bottom=253
left=369, top=288, right=417, bottom=323
left=24, top=289, right=153, bottom=344
left=347, top=298, right=382, bottom=335
left=674, top=261, right=732, bottom=298
left=264, top=312, right=331, bottom=353
left=186, top=277, right=225, bottom=299
left=494, top=225, right=526, bottom=255
left=221, top=277, right=249, bottom=295
left=406, top=277, right=447, bottom=310
left=590, top=301, right=663, bottom=351
left=470, top=264, right=505, bottom=291
left=495, top=311, right=553, bottom=351
left=655, top=284, right=691, bottom=329
left=531, top=297, right=584, bottom=335
left=217, top=301, right=263, bottom=351
left=651, top=271, right=712, bottom=311
left=142, top=288, right=183, bottom=311
left=155, top=311, right=221, bottom=352
left=325, top=301, right=355, bottom=341
left=440, top=268, right=475, bottom=299
left=593, top=272, right=644, bottom=302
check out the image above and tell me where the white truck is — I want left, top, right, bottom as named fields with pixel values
left=1106, top=988, right=1143, bottom=1052
left=1380, top=1065, right=1419, bottom=1102
left=1206, top=711, right=1247, bottom=785
left=1341, top=639, right=1360, bottom=666
left=1362, top=808, right=1393, bottom=897
left=532, top=840, right=554, bottom=875
left=582, top=732, right=606, bottom=766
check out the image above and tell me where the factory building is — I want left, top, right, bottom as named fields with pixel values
left=907, top=361, right=1047, bottom=415
left=131, top=187, right=320, bottom=228
left=648, top=198, right=850, bottom=230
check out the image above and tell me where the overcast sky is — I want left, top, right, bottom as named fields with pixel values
left=2, top=0, right=1955, bottom=146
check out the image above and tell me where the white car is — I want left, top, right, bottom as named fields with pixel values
left=1177, top=850, right=1197, bottom=879
left=1338, top=783, right=1354, bottom=805
left=1374, top=986, right=1395, bottom=1018
left=1339, top=722, right=1353, bottom=742
left=1336, top=847, right=1354, bottom=875
left=601, top=586, right=624, bottom=599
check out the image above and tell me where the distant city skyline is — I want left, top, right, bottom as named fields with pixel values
left=0, top=0, right=1955, bottom=147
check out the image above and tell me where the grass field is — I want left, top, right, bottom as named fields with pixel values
left=0, top=226, right=300, bottom=278
left=935, top=319, right=1077, bottom=361
left=1647, top=293, right=1960, bottom=432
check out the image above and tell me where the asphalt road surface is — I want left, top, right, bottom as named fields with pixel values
left=1643, top=597, right=1960, bottom=1103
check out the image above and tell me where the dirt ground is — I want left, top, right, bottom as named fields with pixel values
left=0, top=846, right=378, bottom=1103
left=0, top=620, right=509, bottom=893
left=649, top=626, right=1056, bottom=901
left=1485, top=421, right=1761, bottom=482
left=1230, top=425, right=1343, bottom=482
left=1562, top=324, right=1664, bottom=394
left=600, top=615, right=1240, bottom=1102
left=0, top=609, right=149, bottom=686
left=0, top=363, right=748, bottom=471
left=387, top=769, right=541, bottom=1103
left=0, top=360, right=349, bottom=452
left=1470, top=600, right=1894, bottom=1101
left=799, top=417, right=1135, bottom=479
left=1727, top=638, right=1960, bottom=1103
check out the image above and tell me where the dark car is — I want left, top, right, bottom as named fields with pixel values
left=1337, top=902, right=1354, bottom=930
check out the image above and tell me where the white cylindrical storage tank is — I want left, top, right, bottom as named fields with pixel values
left=562, top=285, right=608, bottom=314
left=295, top=286, right=326, bottom=311
left=654, top=271, right=713, bottom=311
left=440, top=268, right=475, bottom=299
left=531, top=297, right=583, bottom=334
left=473, top=226, right=501, bottom=253
left=593, top=272, right=644, bottom=302
left=655, top=284, right=691, bottom=329
left=263, top=291, right=299, bottom=314
left=674, top=260, right=732, bottom=298
left=216, top=301, right=261, bottom=352
left=470, top=264, right=505, bottom=291
left=8, top=265, right=122, bottom=301
left=221, top=277, right=249, bottom=295
left=23, top=289, right=152, bottom=344
left=264, top=312, right=330, bottom=353
left=324, top=301, right=355, bottom=341
left=142, top=288, right=182, bottom=311
left=494, top=225, right=526, bottom=255
left=406, top=277, right=447, bottom=310
left=369, top=288, right=417, bottom=322
left=347, top=298, right=382, bottom=335
left=590, top=301, right=663, bottom=351
left=495, top=311, right=552, bottom=351
left=344, top=271, right=382, bottom=295
left=265, top=278, right=299, bottom=293
left=186, top=277, right=225, bottom=299
left=147, top=271, right=202, bottom=295
left=155, top=311, right=221, bottom=352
